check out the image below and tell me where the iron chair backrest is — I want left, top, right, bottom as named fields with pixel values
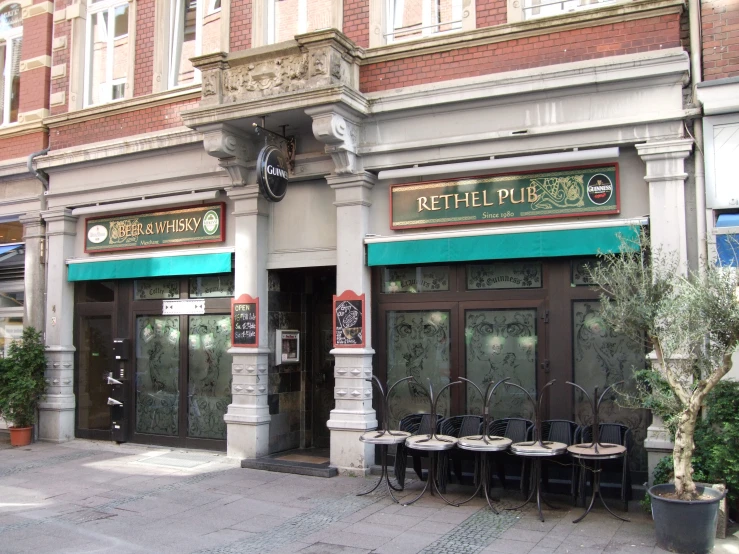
left=398, top=413, right=444, bottom=436
left=487, top=417, right=533, bottom=442
left=440, top=415, right=483, bottom=438
left=576, top=422, right=632, bottom=449
left=541, top=420, right=578, bottom=446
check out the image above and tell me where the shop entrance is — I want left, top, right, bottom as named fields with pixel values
left=74, top=276, right=234, bottom=450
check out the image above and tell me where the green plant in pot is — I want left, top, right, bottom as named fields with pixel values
left=0, top=327, right=47, bottom=446
left=589, top=232, right=738, bottom=554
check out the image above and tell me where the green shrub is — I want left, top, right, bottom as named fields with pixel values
left=0, top=327, right=47, bottom=428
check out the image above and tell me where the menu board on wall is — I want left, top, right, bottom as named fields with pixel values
left=333, top=291, right=365, bottom=348
left=232, top=294, right=259, bottom=347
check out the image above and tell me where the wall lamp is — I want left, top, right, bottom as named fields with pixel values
left=376, top=147, right=620, bottom=181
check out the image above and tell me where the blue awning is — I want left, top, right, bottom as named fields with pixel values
left=68, top=252, right=232, bottom=281
left=716, top=214, right=739, bottom=267
left=0, top=244, right=21, bottom=255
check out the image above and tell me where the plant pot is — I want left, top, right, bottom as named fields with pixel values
left=8, top=426, right=33, bottom=447
left=649, top=483, right=727, bottom=554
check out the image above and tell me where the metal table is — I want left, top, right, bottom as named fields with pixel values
left=456, top=435, right=512, bottom=512
left=403, top=434, right=459, bottom=506
left=567, top=443, right=629, bottom=523
left=509, top=440, right=568, bottom=521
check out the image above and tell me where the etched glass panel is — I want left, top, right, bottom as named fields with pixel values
left=189, top=274, right=234, bottom=298
left=573, top=300, right=648, bottom=474
left=134, top=279, right=180, bottom=300
left=381, top=266, right=449, bottom=293
left=135, top=316, right=180, bottom=435
left=467, top=262, right=542, bottom=290
left=464, top=309, right=537, bottom=419
left=571, top=258, right=598, bottom=286
left=77, top=316, right=111, bottom=431
left=188, top=315, right=232, bottom=439
left=386, top=310, right=451, bottom=428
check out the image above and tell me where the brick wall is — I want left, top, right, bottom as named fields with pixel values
left=360, top=14, right=682, bottom=92
left=702, top=0, right=739, bottom=80
left=477, top=0, right=507, bottom=28
left=48, top=98, right=199, bottom=150
left=344, top=0, right=369, bottom=47
left=134, top=0, right=155, bottom=97
left=0, top=132, right=48, bottom=162
left=230, top=0, right=252, bottom=51
left=18, top=9, right=53, bottom=114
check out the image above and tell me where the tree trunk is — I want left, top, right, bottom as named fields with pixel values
left=673, top=407, right=699, bottom=499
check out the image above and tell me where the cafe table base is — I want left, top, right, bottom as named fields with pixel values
left=455, top=436, right=513, bottom=513
left=507, top=441, right=568, bottom=522
left=402, top=434, right=459, bottom=506
left=568, top=443, right=630, bottom=524
left=358, top=430, right=411, bottom=502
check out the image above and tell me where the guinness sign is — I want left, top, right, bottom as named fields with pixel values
left=257, top=145, right=289, bottom=202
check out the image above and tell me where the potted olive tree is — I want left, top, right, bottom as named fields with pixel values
left=590, top=232, right=737, bottom=554
left=0, top=327, right=47, bottom=446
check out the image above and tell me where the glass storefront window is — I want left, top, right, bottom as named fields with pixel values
left=134, top=279, right=180, bottom=300
left=189, top=274, right=234, bottom=298
left=382, top=265, right=449, bottom=293
left=571, top=258, right=599, bottom=286
left=386, top=310, right=451, bottom=427
left=0, top=315, right=23, bottom=357
left=77, top=281, right=115, bottom=302
left=0, top=290, right=22, bottom=308
left=467, top=262, right=542, bottom=290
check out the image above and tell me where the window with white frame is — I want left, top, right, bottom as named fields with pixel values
left=0, top=2, right=22, bottom=126
left=84, top=0, right=130, bottom=107
left=167, top=0, right=221, bottom=89
left=267, top=0, right=334, bottom=44
left=386, top=0, right=463, bottom=43
left=522, top=0, right=615, bottom=20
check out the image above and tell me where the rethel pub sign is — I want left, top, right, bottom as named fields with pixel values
left=390, top=165, right=619, bottom=229
left=85, top=203, right=225, bottom=253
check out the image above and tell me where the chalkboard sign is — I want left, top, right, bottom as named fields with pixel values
left=232, top=294, right=259, bottom=347
left=333, top=291, right=365, bottom=348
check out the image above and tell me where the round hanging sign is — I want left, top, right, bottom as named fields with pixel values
left=256, top=145, right=289, bottom=202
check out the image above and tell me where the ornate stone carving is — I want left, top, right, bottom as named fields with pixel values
left=202, top=72, right=218, bottom=97
left=201, top=123, right=255, bottom=186
left=308, top=109, right=362, bottom=174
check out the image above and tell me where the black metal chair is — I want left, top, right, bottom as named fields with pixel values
left=539, top=419, right=579, bottom=504
left=438, top=415, right=484, bottom=488
left=575, top=423, right=633, bottom=511
left=486, top=417, right=533, bottom=493
left=393, top=413, right=444, bottom=488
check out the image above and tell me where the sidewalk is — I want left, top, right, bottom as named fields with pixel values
left=1, top=436, right=737, bottom=554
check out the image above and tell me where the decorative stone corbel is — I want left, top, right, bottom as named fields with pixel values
left=306, top=105, right=362, bottom=175
left=201, top=123, right=255, bottom=186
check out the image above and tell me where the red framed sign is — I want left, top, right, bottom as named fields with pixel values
left=333, top=290, right=365, bottom=348
left=232, top=294, right=259, bottom=347
left=390, top=164, right=620, bottom=230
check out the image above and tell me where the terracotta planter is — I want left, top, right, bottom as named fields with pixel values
left=9, top=426, right=32, bottom=446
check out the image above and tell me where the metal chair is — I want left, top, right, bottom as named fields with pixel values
left=575, top=423, right=633, bottom=511
left=539, top=420, right=579, bottom=504
left=438, top=415, right=484, bottom=488
left=486, top=417, right=533, bottom=493
left=393, top=413, right=443, bottom=488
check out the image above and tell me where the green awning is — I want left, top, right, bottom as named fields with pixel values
left=367, top=225, right=640, bottom=266
left=68, top=252, right=232, bottom=281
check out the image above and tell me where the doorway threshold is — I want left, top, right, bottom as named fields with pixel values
left=241, top=448, right=337, bottom=478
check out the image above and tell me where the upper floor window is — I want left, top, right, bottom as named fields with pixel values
left=523, top=0, right=615, bottom=19
left=84, top=0, right=129, bottom=107
left=386, top=0, right=463, bottom=43
left=267, top=0, right=334, bottom=44
left=167, top=0, right=221, bottom=88
left=0, top=2, right=21, bottom=126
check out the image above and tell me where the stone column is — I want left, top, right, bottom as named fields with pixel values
left=20, top=212, right=45, bottom=331
left=326, top=171, right=378, bottom=475
left=38, top=209, right=77, bottom=442
left=636, top=138, right=693, bottom=273
left=223, top=186, right=271, bottom=459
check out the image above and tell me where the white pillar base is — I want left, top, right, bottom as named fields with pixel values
left=37, top=397, right=75, bottom=442
left=329, top=429, right=375, bottom=476
left=644, top=415, right=674, bottom=487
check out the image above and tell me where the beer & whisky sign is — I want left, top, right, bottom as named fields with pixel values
left=390, top=165, right=619, bottom=230
left=85, top=203, right=225, bottom=253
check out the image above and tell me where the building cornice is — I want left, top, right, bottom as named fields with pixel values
left=43, top=86, right=202, bottom=129
left=359, top=0, right=686, bottom=65
left=0, top=121, right=48, bottom=140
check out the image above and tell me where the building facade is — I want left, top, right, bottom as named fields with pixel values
left=0, top=0, right=733, bottom=480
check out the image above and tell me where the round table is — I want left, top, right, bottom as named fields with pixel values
left=507, top=441, right=568, bottom=522
left=402, top=434, right=459, bottom=506
left=567, top=443, right=630, bottom=523
left=358, top=430, right=411, bottom=502
left=455, top=435, right=513, bottom=512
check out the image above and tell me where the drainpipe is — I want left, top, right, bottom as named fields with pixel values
left=688, top=0, right=708, bottom=267
left=27, top=147, right=50, bottom=194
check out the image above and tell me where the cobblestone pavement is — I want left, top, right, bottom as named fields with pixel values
left=1, top=436, right=737, bottom=554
